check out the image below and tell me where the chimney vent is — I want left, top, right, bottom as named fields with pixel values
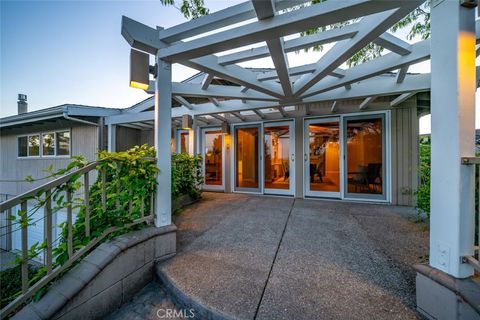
left=18, top=94, right=28, bottom=114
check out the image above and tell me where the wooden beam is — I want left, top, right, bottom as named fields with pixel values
left=390, top=92, right=416, bottom=107
left=253, top=109, right=265, bottom=119
left=201, top=74, right=214, bottom=90
left=373, top=32, right=411, bottom=56
left=210, top=114, right=228, bottom=122
left=157, top=1, right=414, bottom=61
left=173, top=96, right=194, bottom=110
left=218, top=23, right=358, bottom=66
left=396, top=65, right=408, bottom=83
left=231, top=112, right=246, bottom=121
left=331, top=101, right=337, bottom=113
left=209, top=98, right=220, bottom=106
left=276, top=106, right=288, bottom=117
left=359, top=96, right=377, bottom=110
left=252, top=0, right=292, bottom=97
left=294, top=3, right=421, bottom=97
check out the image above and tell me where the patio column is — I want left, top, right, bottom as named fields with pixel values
left=430, top=1, right=476, bottom=278
left=154, top=58, right=172, bottom=227
left=107, top=124, right=116, bottom=152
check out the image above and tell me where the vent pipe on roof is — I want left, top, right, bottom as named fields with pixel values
left=17, top=94, right=28, bottom=114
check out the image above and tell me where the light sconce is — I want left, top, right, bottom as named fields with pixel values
left=221, top=122, right=230, bottom=134
left=130, top=49, right=150, bottom=90
left=182, top=114, right=193, bottom=130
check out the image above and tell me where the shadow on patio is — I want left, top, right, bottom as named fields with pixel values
left=155, top=192, right=428, bottom=320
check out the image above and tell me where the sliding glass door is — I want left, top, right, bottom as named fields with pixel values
left=304, top=118, right=341, bottom=198
left=344, top=114, right=386, bottom=200
left=235, top=125, right=261, bottom=192
left=264, top=121, right=295, bottom=196
left=201, top=128, right=224, bottom=191
left=304, top=113, right=387, bottom=201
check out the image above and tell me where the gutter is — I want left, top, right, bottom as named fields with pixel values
left=62, top=112, right=99, bottom=126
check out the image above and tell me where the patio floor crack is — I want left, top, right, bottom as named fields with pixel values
left=253, top=198, right=296, bottom=320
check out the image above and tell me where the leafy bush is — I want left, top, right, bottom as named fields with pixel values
left=0, top=265, right=38, bottom=309
left=2, top=145, right=203, bottom=312
left=415, top=141, right=479, bottom=247
left=415, top=142, right=431, bottom=217
left=172, top=153, right=203, bottom=200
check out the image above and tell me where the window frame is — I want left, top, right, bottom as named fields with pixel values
left=17, top=129, right=71, bottom=159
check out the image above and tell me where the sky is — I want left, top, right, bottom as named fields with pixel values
left=0, top=0, right=478, bottom=134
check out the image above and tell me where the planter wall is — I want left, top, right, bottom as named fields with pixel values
left=13, top=225, right=177, bottom=320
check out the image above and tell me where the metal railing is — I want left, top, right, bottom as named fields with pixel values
left=0, top=158, right=156, bottom=317
left=460, top=157, right=480, bottom=273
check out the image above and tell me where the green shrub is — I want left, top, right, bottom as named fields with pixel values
left=171, top=153, right=203, bottom=200
left=415, top=142, right=431, bottom=217
left=2, top=145, right=204, bottom=312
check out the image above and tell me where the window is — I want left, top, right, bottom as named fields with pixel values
left=42, top=133, right=55, bottom=156
left=18, top=136, right=27, bottom=157
left=17, top=130, right=70, bottom=158
left=28, top=135, right=40, bottom=156
left=56, top=131, right=70, bottom=156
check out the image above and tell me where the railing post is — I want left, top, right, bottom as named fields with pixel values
left=101, top=168, right=107, bottom=213
left=84, top=172, right=90, bottom=237
left=66, top=190, right=73, bottom=258
left=44, top=190, right=53, bottom=274
left=116, top=164, right=121, bottom=210
left=20, top=201, right=28, bottom=294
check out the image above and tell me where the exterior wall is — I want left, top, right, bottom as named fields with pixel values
left=0, top=123, right=99, bottom=197
left=391, top=98, right=419, bottom=206
left=115, top=126, right=141, bottom=152
left=103, top=96, right=420, bottom=206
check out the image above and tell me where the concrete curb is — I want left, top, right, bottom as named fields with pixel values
left=13, top=225, right=177, bottom=320
left=155, top=263, right=234, bottom=320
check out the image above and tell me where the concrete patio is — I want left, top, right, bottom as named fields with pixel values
left=109, top=192, right=428, bottom=319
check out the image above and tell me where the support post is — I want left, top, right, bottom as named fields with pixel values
left=430, top=0, right=476, bottom=278
left=154, top=58, right=172, bottom=227
left=107, top=124, right=116, bottom=152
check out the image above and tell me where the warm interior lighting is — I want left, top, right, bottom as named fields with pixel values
left=130, top=80, right=150, bottom=90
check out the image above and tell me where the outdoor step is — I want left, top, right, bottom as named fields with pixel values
left=155, top=262, right=233, bottom=320
left=105, top=281, right=188, bottom=320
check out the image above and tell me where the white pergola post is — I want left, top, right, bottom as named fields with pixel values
left=107, top=124, right=116, bottom=152
left=154, top=58, right=173, bottom=227
left=430, top=1, right=476, bottom=278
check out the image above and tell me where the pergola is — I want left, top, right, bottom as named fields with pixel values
left=120, top=0, right=478, bottom=294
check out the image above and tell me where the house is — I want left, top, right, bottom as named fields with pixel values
left=0, top=96, right=119, bottom=254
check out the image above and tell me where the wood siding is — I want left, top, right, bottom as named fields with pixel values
left=391, top=98, right=419, bottom=206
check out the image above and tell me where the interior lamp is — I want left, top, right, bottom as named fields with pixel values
left=130, top=49, right=150, bottom=90
left=182, top=114, right=193, bottom=130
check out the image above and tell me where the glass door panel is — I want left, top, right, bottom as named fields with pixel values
left=305, top=118, right=341, bottom=198
left=344, top=115, right=385, bottom=199
left=202, top=129, right=224, bottom=190
left=264, top=121, right=294, bottom=195
left=235, top=125, right=260, bottom=192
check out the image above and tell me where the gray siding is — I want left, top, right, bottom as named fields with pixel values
left=115, top=126, right=141, bottom=152
left=391, top=97, right=419, bottom=206
left=0, top=123, right=98, bottom=196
